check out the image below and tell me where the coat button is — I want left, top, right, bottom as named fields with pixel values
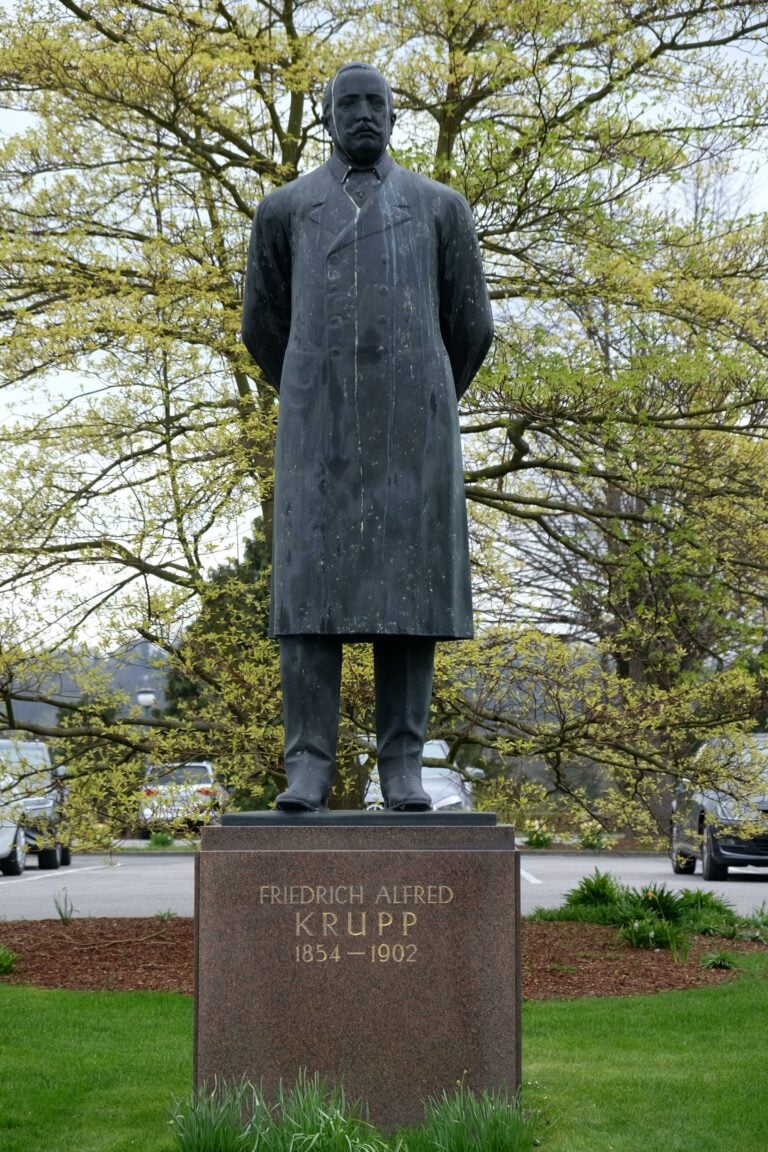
left=378, top=285, right=388, bottom=296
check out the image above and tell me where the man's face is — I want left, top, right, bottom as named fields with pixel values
left=327, top=69, right=394, bottom=165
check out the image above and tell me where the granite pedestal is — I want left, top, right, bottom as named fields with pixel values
left=195, top=813, right=520, bottom=1129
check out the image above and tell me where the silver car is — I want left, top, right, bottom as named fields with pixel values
left=0, top=738, right=71, bottom=874
left=364, top=739, right=480, bottom=812
left=140, top=760, right=229, bottom=832
left=671, top=732, right=768, bottom=880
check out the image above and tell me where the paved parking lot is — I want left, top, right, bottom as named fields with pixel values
left=2, top=851, right=767, bottom=920
left=0, top=853, right=197, bottom=920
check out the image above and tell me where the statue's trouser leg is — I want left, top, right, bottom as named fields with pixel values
left=276, top=635, right=342, bottom=811
left=374, top=637, right=435, bottom=811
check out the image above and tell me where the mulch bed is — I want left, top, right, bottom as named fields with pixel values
left=1, top=917, right=766, bottom=999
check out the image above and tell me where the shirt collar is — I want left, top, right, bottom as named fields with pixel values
left=328, top=150, right=393, bottom=184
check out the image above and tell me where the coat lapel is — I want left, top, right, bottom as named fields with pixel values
left=307, top=163, right=413, bottom=253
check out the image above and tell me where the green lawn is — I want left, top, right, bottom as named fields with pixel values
left=1, top=972, right=767, bottom=1151
left=524, top=965, right=768, bottom=1152
left=0, top=986, right=192, bottom=1152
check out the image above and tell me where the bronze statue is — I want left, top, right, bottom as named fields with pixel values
left=242, top=63, right=493, bottom=811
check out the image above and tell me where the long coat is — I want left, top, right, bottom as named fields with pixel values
left=242, top=152, right=493, bottom=638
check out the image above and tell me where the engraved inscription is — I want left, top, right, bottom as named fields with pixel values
left=295, top=910, right=418, bottom=938
left=259, top=885, right=364, bottom=905
left=258, top=881, right=455, bottom=965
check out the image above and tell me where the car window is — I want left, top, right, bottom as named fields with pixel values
left=150, top=764, right=212, bottom=785
left=0, top=744, right=54, bottom=800
left=0, top=744, right=51, bottom=771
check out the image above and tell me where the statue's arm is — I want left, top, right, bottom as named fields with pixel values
left=437, top=193, right=494, bottom=400
left=241, top=196, right=292, bottom=392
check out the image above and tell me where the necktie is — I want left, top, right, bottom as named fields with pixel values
left=344, top=168, right=380, bottom=205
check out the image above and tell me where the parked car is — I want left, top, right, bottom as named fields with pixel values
left=671, top=732, right=768, bottom=880
left=363, top=739, right=482, bottom=812
left=0, top=738, right=72, bottom=875
left=139, top=760, right=229, bottom=833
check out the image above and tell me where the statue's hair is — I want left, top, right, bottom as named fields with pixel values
left=321, top=63, right=395, bottom=126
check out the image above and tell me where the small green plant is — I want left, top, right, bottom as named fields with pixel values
left=700, top=950, right=740, bottom=971
left=0, top=945, right=20, bottom=974
left=620, top=882, right=684, bottom=924
left=676, top=888, right=737, bottom=933
left=149, top=829, right=175, bottom=849
left=268, top=1073, right=387, bottom=1151
left=619, top=916, right=687, bottom=957
left=677, top=888, right=735, bottom=919
left=171, top=1078, right=262, bottom=1152
left=564, top=868, right=624, bottom=908
left=172, top=1073, right=389, bottom=1152
left=523, top=822, right=552, bottom=849
left=155, top=909, right=179, bottom=921
left=739, top=900, right=768, bottom=939
left=528, top=903, right=621, bottom=925
left=399, top=1084, right=541, bottom=1152
left=53, top=888, right=75, bottom=924
left=694, top=914, right=735, bottom=938
left=738, top=926, right=768, bottom=944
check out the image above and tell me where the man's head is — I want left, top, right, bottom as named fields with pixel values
left=322, top=63, right=395, bottom=166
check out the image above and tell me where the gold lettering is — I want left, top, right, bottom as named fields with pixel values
left=347, top=911, right=367, bottom=937
left=316, top=886, right=329, bottom=904
left=413, top=886, right=425, bottom=904
left=439, top=886, right=454, bottom=904
left=295, top=911, right=315, bottom=936
left=375, top=886, right=391, bottom=904
left=322, top=912, right=339, bottom=936
left=402, top=912, right=417, bottom=936
left=377, top=911, right=394, bottom=935
left=270, top=885, right=281, bottom=903
left=349, top=885, right=364, bottom=904
left=300, top=886, right=316, bottom=903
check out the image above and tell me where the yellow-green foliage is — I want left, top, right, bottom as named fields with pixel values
left=1, top=0, right=768, bottom=836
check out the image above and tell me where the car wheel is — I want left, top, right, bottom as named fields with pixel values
left=0, top=832, right=27, bottom=877
left=37, top=845, right=62, bottom=870
left=670, top=825, right=696, bottom=875
left=60, top=846, right=72, bottom=866
left=701, top=825, right=728, bottom=881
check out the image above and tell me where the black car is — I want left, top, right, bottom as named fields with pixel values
left=671, top=733, right=768, bottom=880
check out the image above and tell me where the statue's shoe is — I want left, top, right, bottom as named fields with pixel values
left=381, top=773, right=432, bottom=812
left=275, top=789, right=328, bottom=812
left=275, top=766, right=332, bottom=812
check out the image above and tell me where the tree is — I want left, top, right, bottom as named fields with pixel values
left=1, top=0, right=768, bottom=835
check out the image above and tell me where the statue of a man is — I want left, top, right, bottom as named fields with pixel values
left=242, top=63, right=493, bottom=812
